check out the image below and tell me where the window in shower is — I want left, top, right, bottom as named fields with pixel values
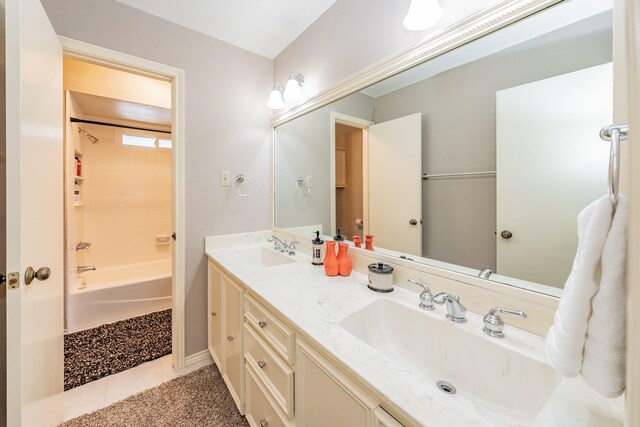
left=121, top=132, right=172, bottom=150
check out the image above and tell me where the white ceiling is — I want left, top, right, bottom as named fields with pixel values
left=71, top=91, right=172, bottom=128
left=113, top=0, right=338, bottom=59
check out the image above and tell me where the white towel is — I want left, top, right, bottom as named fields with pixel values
left=581, top=194, right=628, bottom=397
left=545, top=195, right=613, bottom=377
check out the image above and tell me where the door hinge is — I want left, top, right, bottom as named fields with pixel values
left=7, top=272, right=19, bottom=289
left=172, top=232, right=176, bottom=241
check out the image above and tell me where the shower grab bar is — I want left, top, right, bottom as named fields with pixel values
left=422, top=171, right=496, bottom=180
left=599, top=123, right=629, bottom=210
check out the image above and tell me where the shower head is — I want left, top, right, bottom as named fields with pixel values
left=78, top=127, right=99, bottom=144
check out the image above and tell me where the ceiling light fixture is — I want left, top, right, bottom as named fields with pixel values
left=283, top=73, right=305, bottom=102
left=266, top=82, right=285, bottom=110
left=403, top=0, right=444, bottom=31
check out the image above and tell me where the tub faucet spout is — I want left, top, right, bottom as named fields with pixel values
left=77, top=266, right=96, bottom=273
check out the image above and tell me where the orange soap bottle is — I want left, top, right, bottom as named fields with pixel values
left=324, top=240, right=339, bottom=276
left=337, top=242, right=353, bottom=276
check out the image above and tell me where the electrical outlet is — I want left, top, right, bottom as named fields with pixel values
left=306, top=175, right=313, bottom=188
left=220, top=171, right=230, bottom=187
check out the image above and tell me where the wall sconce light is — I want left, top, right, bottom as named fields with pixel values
left=266, top=82, right=285, bottom=109
left=403, top=0, right=443, bottom=31
left=283, top=73, right=305, bottom=102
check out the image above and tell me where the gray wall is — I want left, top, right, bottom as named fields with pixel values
left=275, top=93, right=374, bottom=233
left=373, top=16, right=613, bottom=270
left=274, top=0, right=493, bottom=98
left=41, top=0, right=273, bottom=356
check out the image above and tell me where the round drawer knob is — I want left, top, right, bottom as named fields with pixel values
left=211, top=312, right=217, bottom=317
left=260, top=420, right=269, bottom=427
left=227, top=336, right=234, bottom=342
left=258, top=321, right=267, bottom=328
left=500, top=230, right=513, bottom=239
left=258, top=360, right=266, bottom=369
left=409, top=219, right=418, bottom=226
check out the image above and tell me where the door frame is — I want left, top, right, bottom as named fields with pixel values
left=329, top=112, right=374, bottom=236
left=59, top=37, right=188, bottom=368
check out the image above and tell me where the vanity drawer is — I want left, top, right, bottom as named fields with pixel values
left=245, top=295, right=295, bottom=365
left=244, top=324, right=294, bottom=418
left=246, top=362, right=294, bottom=427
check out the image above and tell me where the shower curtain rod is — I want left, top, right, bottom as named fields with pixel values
left=70, top=117, right=172, bottom=134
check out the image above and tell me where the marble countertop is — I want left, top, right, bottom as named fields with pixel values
left=206, top=239, right=624, bottom=427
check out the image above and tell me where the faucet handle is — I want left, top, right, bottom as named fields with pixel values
left=289, top=238, right=300, bottom=250
left=408, top=278, right=434, bottom=311
left=483, top=307, right=527, bottom=338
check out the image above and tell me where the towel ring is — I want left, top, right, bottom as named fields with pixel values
left=232, top=174, right=253, bottom=197
left=600, top=123, right=628, bottom=209
left=296, top=177, right=310, bottom=196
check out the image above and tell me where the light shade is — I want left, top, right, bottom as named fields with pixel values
left=283, top=73, right=304, bottom=102
left=403, top=0, right=444, bottom=31
left=266, top=83, right=284, bottom=109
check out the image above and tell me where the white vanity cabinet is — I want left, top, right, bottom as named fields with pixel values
left=207, top=260, right=245, bottom=414
left=296, top=340, right=379, bottom=427
left=243, top=295, right=296, bottom=425
left=374, top=407, right=405, bottom=427
left=223, top=276, right=245, bottom=413
left=208, top=256, right=407, bottom=427
left=207, top=260, right=223, bottom=368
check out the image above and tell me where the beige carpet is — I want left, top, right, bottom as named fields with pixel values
left=60, top=364, right=249, bottom=427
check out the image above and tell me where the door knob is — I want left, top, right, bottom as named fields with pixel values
left=25, top=266, right=51, bottom=285
left=409, top=219, right=418, bottom=226
left=500, top=230, right=513, bottom=239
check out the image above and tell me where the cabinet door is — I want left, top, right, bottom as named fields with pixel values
left=207, top=260, right=224, bottom=369
left=296, top=340, right=377, bottom=427
left=223, top=276, right=245, bottom=414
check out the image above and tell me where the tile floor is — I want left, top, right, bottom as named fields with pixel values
left=62, top=354, right=213, bottom=422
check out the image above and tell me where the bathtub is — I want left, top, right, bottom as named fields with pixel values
left=66, top=259, right=172, bottom=333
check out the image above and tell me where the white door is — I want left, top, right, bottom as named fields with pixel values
left=496, top=63, right=612, bottom=287
left=367, top=113, right=422, bottom=255
left=5, top=0, right=64, bottom=425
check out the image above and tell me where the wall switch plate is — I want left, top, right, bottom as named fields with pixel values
left=220, top=171, right=230, bottom=187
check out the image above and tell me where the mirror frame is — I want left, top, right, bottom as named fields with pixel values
left=271, top=0, right=567, bottom=298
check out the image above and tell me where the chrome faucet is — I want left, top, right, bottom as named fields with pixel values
left=76, top=241, right=92, bottom=251
left=434, top=292, right=467, bottom=323
left=408, top=278, right=434, bottom=311
left=482, top=307, right=527, bottom=338
left=267, top=236, right=299, bottom=255
left=267, top=235, right=286, bottom=251
left=77, top=266, right=96, bottom=273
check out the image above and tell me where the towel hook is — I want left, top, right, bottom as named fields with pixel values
left=600, top=123, right=628, bottom=209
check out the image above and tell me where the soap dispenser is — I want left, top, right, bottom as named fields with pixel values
left=311, top=231, right=324, bottom=265
left=334, top=228, right=345, bottom=242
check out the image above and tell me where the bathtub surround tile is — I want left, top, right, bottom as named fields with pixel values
left=60, top=364, right=248, bottom=427
left=64, top=309, right=172, bottom=390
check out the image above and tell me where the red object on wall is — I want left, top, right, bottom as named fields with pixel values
left=76, top=157, right=82, bottom=177
left=324, top=240, right=339, bottom=276
left=337, top=242, right=353, bottom=276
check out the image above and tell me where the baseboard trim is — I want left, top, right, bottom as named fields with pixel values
left=184, top=350, right=213, bottom=366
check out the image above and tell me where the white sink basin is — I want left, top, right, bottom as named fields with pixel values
left=227, top=246, right=297, bottom=268
left=339, top=299, right=561, bottom=424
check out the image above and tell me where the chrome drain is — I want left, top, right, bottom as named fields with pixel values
left=437, top=380, right=456, bottom=395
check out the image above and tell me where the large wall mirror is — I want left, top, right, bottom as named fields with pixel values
left=274, top=0, right=613, bottom=296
